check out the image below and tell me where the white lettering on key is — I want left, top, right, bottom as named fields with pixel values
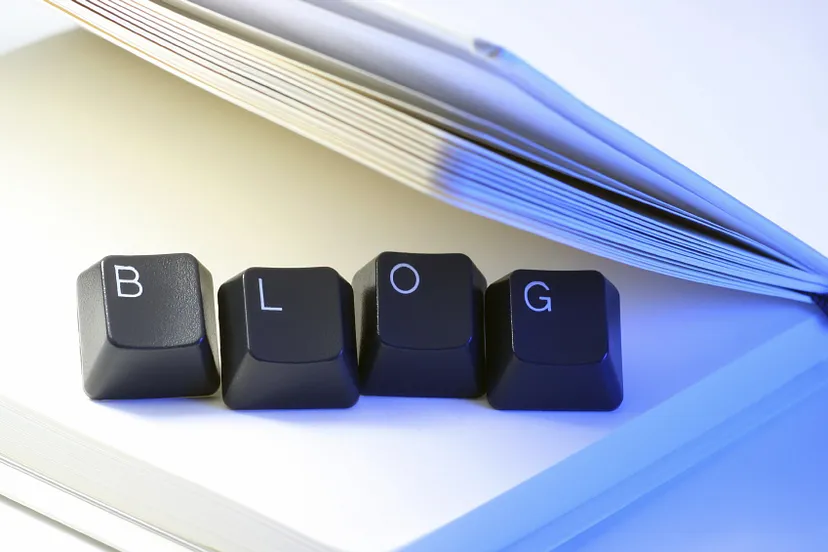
left=524, top=281, right=552, bottom=312
left=114, top=265, right=143, bottom=298
left=390, top=263, right=420, bottom=295
left=258, top=278, right=283, bottom=311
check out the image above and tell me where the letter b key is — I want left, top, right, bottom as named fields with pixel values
left=76, top=253, right=220, bottom=400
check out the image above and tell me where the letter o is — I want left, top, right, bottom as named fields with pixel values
left=390, top=263, right=420, bottom=295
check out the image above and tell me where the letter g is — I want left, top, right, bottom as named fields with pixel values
left=524, top=281, right=551, bottom=312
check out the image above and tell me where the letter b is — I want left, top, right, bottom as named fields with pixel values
left=114, top=265, right=143, bottom=298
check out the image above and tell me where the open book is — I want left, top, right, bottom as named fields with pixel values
left=2, top=2, right=828, bottom=552
left=44, top=0, right=828, bottom=313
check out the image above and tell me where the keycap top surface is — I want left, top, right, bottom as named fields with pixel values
left=376, top=252, right=475, bottom=350
left=102, top=254, right=205, bottom=349
left=510, top=270, right=609, bottom=365
left=243, top=267, right=346, bottom=363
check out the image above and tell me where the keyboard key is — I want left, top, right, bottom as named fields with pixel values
left=218, top=267, right=359, bottom=410
left=353, top=252, right=486, bottom=398
left=76, top=253, right=220, bottom=400
left=485, top=270, right=623, bottom=411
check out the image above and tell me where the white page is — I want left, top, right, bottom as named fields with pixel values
left=161, top=0, right=800, bottom=270
left=178, top=0, right=828, bottom=276
left=371, top=0, right=828, bottom=261
left=306, top=0, right=828, bottom=276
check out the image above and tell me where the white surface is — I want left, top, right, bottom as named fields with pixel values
left=3, top=376, right=827, bottom=552
left=0, top=0, right=75, bottom=54
left=557, top=378, right=828, bottom=552
left=1, top=30, right=827, bottom=552
left=3, top=382, right=827, bottom=552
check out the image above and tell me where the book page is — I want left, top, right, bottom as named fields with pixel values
left=174, top=0, right=828, bottom=277
left=373, top=0, right=828, bottom=261
left=0, top=0, right=75, bottom=55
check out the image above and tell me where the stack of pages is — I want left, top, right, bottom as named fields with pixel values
left=1, top=1, right=827, bottom=552
left=44, top=0, right=828, bottom=310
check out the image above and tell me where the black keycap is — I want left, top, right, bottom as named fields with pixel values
left=76, top=253, right=220, bottom=400
left=485, top=270, right=623, bottom=411
left=218, top=267, right=359, bottom=410
left=353, top=252, right=486, bottom=398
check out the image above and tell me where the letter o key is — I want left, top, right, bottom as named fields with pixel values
left=524, top=281, right=552, bottom=312
left=390, top=263, right=420, bottom=295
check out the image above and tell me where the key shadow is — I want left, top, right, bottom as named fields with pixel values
left=97, top=388, right=633, bottom=431
left=94, top=394, right=229, bottom=420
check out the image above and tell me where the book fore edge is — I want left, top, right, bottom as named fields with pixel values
left=812, top=294, right=828, bottom=317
